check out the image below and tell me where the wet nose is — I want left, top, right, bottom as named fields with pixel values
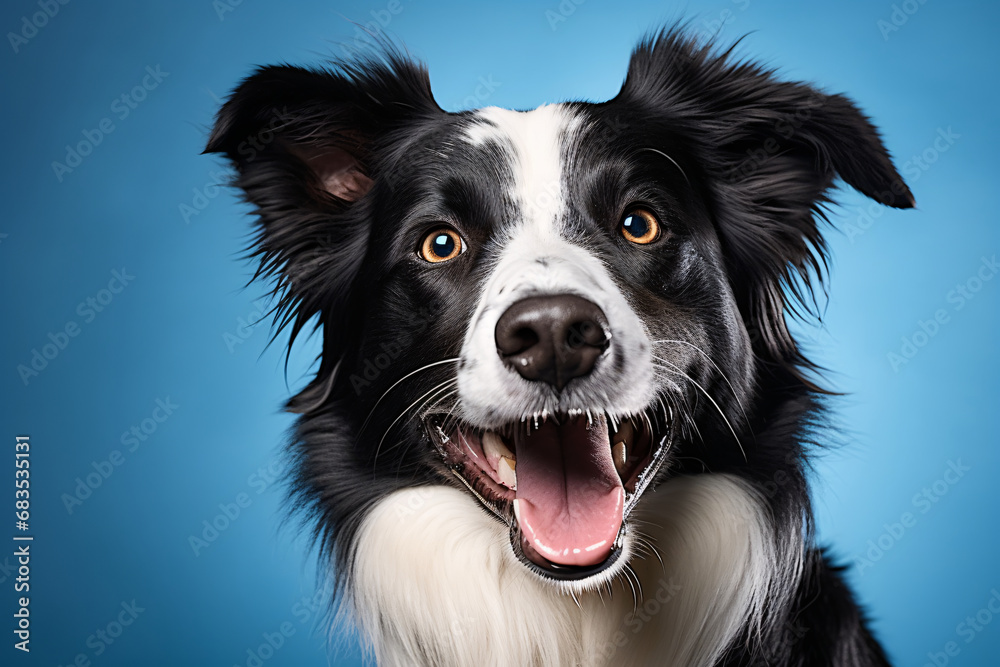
left=494, top=295, right=610, bottom=390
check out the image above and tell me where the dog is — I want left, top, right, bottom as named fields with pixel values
left=206, top=27, right=913, bottom=667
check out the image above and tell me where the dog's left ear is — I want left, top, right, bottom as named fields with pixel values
left=616, top=30, right=914, bottom=379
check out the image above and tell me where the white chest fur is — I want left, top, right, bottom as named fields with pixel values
left=348, top=474, right=799, bottom=667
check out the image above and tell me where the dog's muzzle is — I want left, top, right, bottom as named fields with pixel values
left=425, top=294, right=671, bottom=581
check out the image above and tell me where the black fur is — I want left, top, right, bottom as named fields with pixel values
left=206, top=27, right=912, bottom=666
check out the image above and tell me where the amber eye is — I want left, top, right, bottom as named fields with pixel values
left=620, top=208, right=660, bottom=244
left=419, top=228, right=465, bottom=263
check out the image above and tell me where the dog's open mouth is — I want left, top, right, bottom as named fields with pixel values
left=425, top=411, right=672, bottom=580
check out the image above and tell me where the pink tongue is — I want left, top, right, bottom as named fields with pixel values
left=514, top=415, right=624, bottom=567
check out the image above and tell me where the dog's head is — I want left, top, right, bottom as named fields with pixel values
left=206, top=31, right=912, bottom=588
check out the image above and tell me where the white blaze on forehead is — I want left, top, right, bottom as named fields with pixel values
left=463, top=104, right=580, bottom=235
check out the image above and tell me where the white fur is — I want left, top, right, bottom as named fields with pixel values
left=457, top=104, right=654, bottom=428
left=349, top=474, right=800, bottom=667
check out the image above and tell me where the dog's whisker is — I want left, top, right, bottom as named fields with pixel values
left=394, top=389, right=460, bottom=459
left=651, top=339, right=752, bottom=429
left=436, top=396, right=466, bottom=439
left=650, top=370, right=704, bottom=445
left=357, top=357, right=460, bottom=438
left=409, top=384, right=460, bottom=432
left=633, top=533, right=664, bottom=572
left=651, top=358, right=748, bottom=463
left=373, top=379, right=459, bottom=471
left=641, top=147, right=691, bottom=188
left=621, top=563, right=640, bottom=615
left=568, top=589, right=582, bottom=610
left=392, top=390, right=461, bottom=477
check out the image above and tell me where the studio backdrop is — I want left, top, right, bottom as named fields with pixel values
left=2, top=0, right=998, bottom=665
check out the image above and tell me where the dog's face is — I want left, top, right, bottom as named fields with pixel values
left=367, top=103, right=753, bottom=579
left=207, top=33, right=912, bottom=588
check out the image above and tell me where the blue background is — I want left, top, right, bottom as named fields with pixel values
left=2, top=0, right=997, bottom=665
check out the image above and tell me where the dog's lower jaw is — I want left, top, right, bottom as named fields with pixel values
left=347, top=474, right=800, bottom=667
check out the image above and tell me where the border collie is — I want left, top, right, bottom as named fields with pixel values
left=206, top=27, right=914, bottom=666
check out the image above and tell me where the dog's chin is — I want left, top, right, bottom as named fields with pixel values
left=424, top=408, right=674, bottom=588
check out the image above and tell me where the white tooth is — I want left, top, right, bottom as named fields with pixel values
left=612, top=441, right=627, bottom=474
left=482, top=430, right=514, bottom=461
left=513, top=498, right=522, bottom=523
left=497, top=456, right=517, bottom=490
left=613, top=420, right=634, bottom=446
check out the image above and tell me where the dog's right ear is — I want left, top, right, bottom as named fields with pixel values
left=205, top=57, right=439, bottom=204
left=204, top=55, right=440, bottom=404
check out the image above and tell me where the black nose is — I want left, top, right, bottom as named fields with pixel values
left=495, top=295, right=610, bottom=390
